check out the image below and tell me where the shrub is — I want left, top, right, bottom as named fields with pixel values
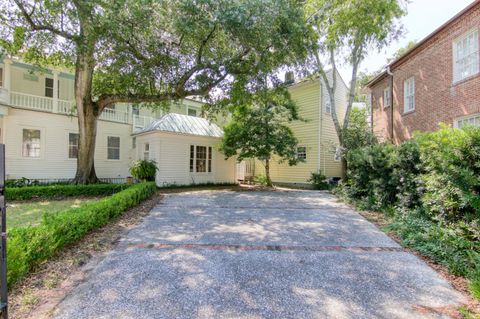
left=6, top=184, right=130, bottom=201
left=415, top=125, right=480, bottom=222
left=254, top=175, right=271, bottom=187
left=5, top=177, right=40, bottom=188
left=7, top=182, right=156, bottom=287
left=307, top=172, right=330, bottom=190
left=129, top=160, right=158, bottom=181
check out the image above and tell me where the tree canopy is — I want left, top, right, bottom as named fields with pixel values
left=220, top=82, right=302, bottom=186
left=0, top=0, right=312, bottom=183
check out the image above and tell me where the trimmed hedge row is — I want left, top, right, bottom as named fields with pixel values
left=7, top=182, right=156, bottom=287
left=6, top=183, right=131, bottom=201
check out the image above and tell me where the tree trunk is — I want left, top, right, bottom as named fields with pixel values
left=73, top=51, right=99, bottom=184
left=341, top=156, right=347, bottom=181
left=265, top=158, right=272, bottom=187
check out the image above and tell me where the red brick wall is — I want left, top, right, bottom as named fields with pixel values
left=370, top=3, right=480, bottom=144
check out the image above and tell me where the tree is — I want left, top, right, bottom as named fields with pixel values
left=342, top=106, right=377, bottom=152
left=305, top=0, right=406, bottom=178
left=220, top=83, right=302, bottom=187
left=0, top=0, right=310, bottom=183
left=387, top=40, right=416, bottom=63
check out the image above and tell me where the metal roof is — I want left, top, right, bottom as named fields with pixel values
left=136, top=113, right=223, bottom=138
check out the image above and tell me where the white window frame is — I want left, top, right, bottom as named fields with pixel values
left=187, top=108, right=198, bottom=117
left=296, top=146, right=307, bottom=161
left=403, top=77, right=415, bottom=113
left=334, top=147, right=342, bottom=162
left=68, top=132, right=79, bottom=159
left=144, top=143, right=150, bottom=160
left=107, top=136, right=121, bottom=160
left=324, top=93, right=331, bottom=114
left=22, top=128, right=41, bottom=158
left=453, top=29, right=479, bottom=83
left=189, top=145, right=212, bottom=174
left=383, top=86, right=391, bottom=108
left=454, top=113, right=480, bottom=128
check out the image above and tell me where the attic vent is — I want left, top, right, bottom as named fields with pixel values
left=285, top=71, right=295, bottom=84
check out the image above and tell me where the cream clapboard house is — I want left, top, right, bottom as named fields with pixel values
left=253, top=70, right=347, bottom=187
left=0, top=57, right=223, bottom=185
left=0, top=57, right=345, bottom=187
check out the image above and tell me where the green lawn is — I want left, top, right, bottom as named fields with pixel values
left=7, top=198, right=96, bottom=229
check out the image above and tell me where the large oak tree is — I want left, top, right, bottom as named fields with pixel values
left=0, top=0, right=310, bottom=183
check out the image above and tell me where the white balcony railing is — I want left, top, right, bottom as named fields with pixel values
left=6, top=91, right=158, bottom=130
left=100, top=108, right=129, bottom=123
left=133, top=115, right=156, bottom=132
left=10, top=91, right=53, bottom=112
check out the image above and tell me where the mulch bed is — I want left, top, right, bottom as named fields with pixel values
left=358, top=209, right=480, bottom=318
left=8, top=191, right=163, bottom=319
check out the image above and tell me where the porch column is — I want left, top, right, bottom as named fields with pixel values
left=52, top=70, right=59, bottom=113
left=3, top=59, right=12, bottom=105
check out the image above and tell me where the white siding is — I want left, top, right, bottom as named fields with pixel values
left=135, top=132, right=236, bottom=186
left=4, top=108, right=132, bottom=179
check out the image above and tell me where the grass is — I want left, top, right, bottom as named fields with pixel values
left=7, top=198, right=96, bottom=229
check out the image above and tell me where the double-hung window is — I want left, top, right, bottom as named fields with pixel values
left=383, top=86, right=391, bottom=108
left=188, top=108, right=197, bottom=117
left=404, top=77, right=415, bottom=113
left=296, top=146, right=307, bottom=161
left=144, top=143, right=150, bottom=160
left=107, top=136, right=120, bottom=160
left=68, top=133, right=79, bottom=159
left=453, top=29, right=479, bottom=83
left=190, top=145, right=212, bottom=173
left=455, top=114, right=480, bottom=128
left=22, top=129, right=41, bottom=158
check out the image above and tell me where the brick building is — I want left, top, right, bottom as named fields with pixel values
left=367, top=1, right=480, bottom=143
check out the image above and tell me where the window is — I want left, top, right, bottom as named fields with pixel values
left=188, top=108, right=197, bottom=117
left=0, top=68, right=3, bottom=87
left=383, top=86, right=391, bottom=108
left=107, top=136, right=120, bottom=160
left=404, top=77, right=415, bottom=113
left=453, top=29, right=479, bottom=83
left=196, top=146, right=207, bottom=172
left=132, top=105, right=140, bottom=116
left=208, top=146, right=212, bottom=173
left=190, top=145, right=194, bottom=172
left=297, top=146, right=307, bottom=160
left=324, top=94, right=331, bottom=114
left=22, top=129, right=41, bottom=157
left=334, top=147, right=342, bottom=162
left=68, top=133, right=79, bottom=159
left=132, top=137, right=136, bottom=149
left=45, top=78, right=54, bottom=97
left=144, top=143, right=150, bottom=160
left=190, top=145, right=212, bottom=173
left=455, top=114, right=480, bottom=128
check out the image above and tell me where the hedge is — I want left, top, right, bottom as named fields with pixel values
left=6, top=183, right=131, bottom=201
left=7, top=182, right=156, bottom=287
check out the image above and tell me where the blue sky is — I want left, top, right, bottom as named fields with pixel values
left=338, top=0, right=476, bottom=83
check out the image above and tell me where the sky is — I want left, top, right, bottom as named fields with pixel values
left=338, top=0, right=476, bottom=83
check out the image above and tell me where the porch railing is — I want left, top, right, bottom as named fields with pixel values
left=10, top=91, right=53, bottom=112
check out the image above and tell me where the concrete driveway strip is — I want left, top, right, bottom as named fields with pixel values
left=53, top=190, right=466, bottom=319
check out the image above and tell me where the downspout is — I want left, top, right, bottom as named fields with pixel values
left=387, top=66, right=394, bottom=142
left=318, top=78, right=323, bottom=175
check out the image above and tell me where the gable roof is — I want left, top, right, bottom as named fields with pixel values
left=135, top=113, right=223, bottom=138
left=367, top=0, right=480, bottom=88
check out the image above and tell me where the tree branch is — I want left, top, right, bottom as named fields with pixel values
left=14, top=0, right=75, bottom=40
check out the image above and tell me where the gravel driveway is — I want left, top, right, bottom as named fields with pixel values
left=53, top=190, right=466, bottom=319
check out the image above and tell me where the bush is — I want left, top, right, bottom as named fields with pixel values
left=254, top=175, right=271, bottom=187
left=6, top=184, right=130, bottom=201
left=129, top=160, right=158, bottom=182
left=7, top=182, right=156, bottom=287
left=307, top=172, right=330, bottom=190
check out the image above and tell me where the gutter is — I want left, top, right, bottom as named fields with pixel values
left=387, top=66, right=394, bottom=142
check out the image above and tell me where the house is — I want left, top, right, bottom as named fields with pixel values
left=367, top=1, right=480, bottom=143
left=134, top=113, right=236, bottom=186
left=0, top=57, right=204, bottom=183
left=253, top=70, right=348, bottom=187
